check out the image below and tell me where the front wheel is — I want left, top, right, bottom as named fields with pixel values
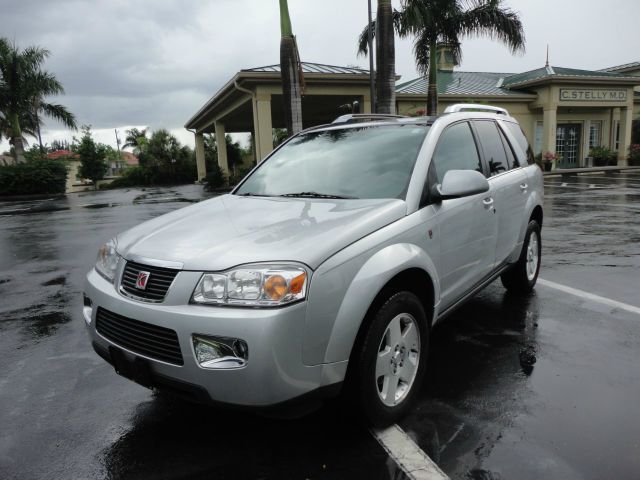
left=350, top=291, right=429, bottom=426
left=501, top=220, right=541, bottom=293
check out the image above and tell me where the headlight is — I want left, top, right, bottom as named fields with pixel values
left=192, top=264, right=308, bottom=307
left=95, top=239, right=120, bottom=283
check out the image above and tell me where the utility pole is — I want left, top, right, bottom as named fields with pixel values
left=367, top=0, right=376, bottom=113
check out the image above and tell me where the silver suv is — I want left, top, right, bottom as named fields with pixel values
left=83, top=104, right=543, bottom=425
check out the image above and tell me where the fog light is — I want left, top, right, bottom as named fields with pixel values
left=192, top=334, right=248, bottom=369
left=83, top=295, right=93, bottom=325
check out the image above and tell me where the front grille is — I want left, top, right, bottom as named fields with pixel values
left=120, top=261, right=179, bottom=302
left=96, top=308, right=183, bottom=365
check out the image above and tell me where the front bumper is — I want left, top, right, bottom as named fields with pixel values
left=83, top=268, right=346, bottom=407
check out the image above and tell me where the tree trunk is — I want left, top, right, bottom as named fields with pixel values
left=280, top=36, right=303, bottom=136
left=9, top=112, right=26, bottom=163
left=426, top=39, right=438, bottom=116
left=279, top=0, right=303, bottom=136
left=375, top=0, right=395, bottom=114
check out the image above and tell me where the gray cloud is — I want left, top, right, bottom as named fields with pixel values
left=1, top=0, right=638, bottom=150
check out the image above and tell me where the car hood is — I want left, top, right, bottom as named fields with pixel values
left=116, top=194, right=406, bottom=271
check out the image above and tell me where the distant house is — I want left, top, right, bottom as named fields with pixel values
left=121, top=151, right=139, bottom=167
left=47, top=150, right=85, bottom=193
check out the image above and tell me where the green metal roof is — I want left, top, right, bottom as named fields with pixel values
left=501, top=65, right=636, bottom=88
left=396, top=70, right=526, bottom=96
left=243, top=62, right=369, bottom=75
left=600, top=61, right=640, bottom=73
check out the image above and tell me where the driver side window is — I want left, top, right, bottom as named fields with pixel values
left=432, top=122, right=483, bottom=183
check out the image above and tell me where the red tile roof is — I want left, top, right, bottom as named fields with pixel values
left=47, top=149, right=80, bottom=159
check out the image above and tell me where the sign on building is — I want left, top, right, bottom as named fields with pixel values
left=559, top=88, right=627, bottom=102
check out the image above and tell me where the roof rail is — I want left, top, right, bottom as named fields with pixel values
left=331, top=113, right=408, bottom=124
left=443, top=104, right=509, bottom=115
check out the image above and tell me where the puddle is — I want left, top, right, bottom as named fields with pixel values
left=42, top=276, right=67, bottom=286
left=80, top=202, right=125, bottom=209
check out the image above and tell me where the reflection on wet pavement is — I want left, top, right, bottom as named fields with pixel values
left=2, top=174, right=640, bottom=479
left=103, top=396, right=401, bottom=480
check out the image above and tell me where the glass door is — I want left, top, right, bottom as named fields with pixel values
left=556, top=124, right=582, bottom=168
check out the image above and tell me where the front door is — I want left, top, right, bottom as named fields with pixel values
left=556, top=124, right=582, bottom=168
left=427, top=121, right=498, bottom=310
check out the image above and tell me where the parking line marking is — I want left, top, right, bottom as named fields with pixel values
left=371, top=424, right=450, bottom=480
left=538, top=278, right=640, bottom=316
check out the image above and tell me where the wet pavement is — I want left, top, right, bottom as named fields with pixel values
left=1, top=172, right=639, bottom=479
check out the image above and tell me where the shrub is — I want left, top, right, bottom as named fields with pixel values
left=203, top=163, right=227, bottom=191
left=0, top=160, right=68, bottom=196
left=589, top=146, right=617, bottom=166
left=229, top=164, right=255, bottom=187
left=105, top=161, right=197, bottom=189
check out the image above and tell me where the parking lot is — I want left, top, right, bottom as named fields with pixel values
left=1, top=171, right=639, bottom=480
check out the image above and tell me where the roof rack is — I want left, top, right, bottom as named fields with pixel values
left=443, top=104, right=509, bottom=115
left=331, top=113, right=408, bottom=124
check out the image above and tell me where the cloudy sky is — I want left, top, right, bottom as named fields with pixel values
left=1, top=0, right=638, bottom=151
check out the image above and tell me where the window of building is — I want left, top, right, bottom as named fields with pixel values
left=432, top=122, right=482, bottom=183
left=474, top=120, right=510, bottom=175
left=534, top=121, right=543, bottom=155
left=613, top=121, right=620, bottom=151
left=589, top=121, right=602, bottom=150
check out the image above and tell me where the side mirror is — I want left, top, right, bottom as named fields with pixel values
left=433, top=169, right=489, bottom=201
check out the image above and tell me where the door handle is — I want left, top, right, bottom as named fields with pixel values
left=520, top=183, right=528, bottom=190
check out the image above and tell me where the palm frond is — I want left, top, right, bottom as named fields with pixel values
left=459, top=0, right=525, bottom=53
left=39, top=102, right=77, bottom=129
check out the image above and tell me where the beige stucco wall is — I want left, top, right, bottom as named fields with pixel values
left=399, top=83, right=639, bottom=166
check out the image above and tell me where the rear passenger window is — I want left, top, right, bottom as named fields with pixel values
left=503, top=122, right=535, bottom=165
left=432, top=122, right=482, bottom=183
left=474, top=121, right=509, bottom=176
left=498, top=127, right=519, bottom=169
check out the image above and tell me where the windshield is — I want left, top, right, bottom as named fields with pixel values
left=235, top=124, right=429, bottom=200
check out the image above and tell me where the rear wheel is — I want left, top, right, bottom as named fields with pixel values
left=351, top=291, right=429, bottom=426
left=501, top=220, right=541, bottom=293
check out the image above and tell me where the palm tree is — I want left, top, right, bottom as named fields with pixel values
left=358, top=0, right=525, bottom=115
left=279, top=0, right=303, bottom=136
left=375, top=0, right=396, bottom=114
left=0, top=38, right=76, bottom=162
left=123, top=127, right=148, bottom=155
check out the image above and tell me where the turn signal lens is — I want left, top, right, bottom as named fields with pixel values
left=289, top=272, right=306, bottom=295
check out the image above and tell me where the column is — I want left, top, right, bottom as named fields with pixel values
left=582, top=120, right=591, bottom=167
left=194, top=132, right=206, bottom=182
left=253, top=93, right=273, bottom=162
left=214, top=121, right=229, bottom=176
left=362, top=95, right=372, bottom=114
left=618, top=106, right=633, bottom=166
left=542, top=106, right=557, bottom=155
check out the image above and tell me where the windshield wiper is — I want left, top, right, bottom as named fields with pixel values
left=280, top=191, right=358, bottom=199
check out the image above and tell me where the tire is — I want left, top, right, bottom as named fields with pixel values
left=501, top=220, right=541, bottom=293
left=350, top=291, right=429, bottom=427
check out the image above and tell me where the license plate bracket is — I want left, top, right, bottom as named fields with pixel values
left=109, top=346, right=154, bottom=389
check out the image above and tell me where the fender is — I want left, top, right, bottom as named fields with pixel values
left=319, top=243, right=440, bottom=365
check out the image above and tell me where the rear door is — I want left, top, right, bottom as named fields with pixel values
left=472, top=120, right=528, bottom=266
left=428, top=121, right=498, bottom=310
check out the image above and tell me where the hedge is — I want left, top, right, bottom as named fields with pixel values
left=106, top=163, right=197, bottom=189
left=0, top=160, right=68, bottom=196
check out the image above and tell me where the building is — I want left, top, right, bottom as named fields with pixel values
left=186, top=46, right=640, bottom=180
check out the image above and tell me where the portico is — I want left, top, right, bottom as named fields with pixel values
left=185, top=63, right=375, bottom=181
